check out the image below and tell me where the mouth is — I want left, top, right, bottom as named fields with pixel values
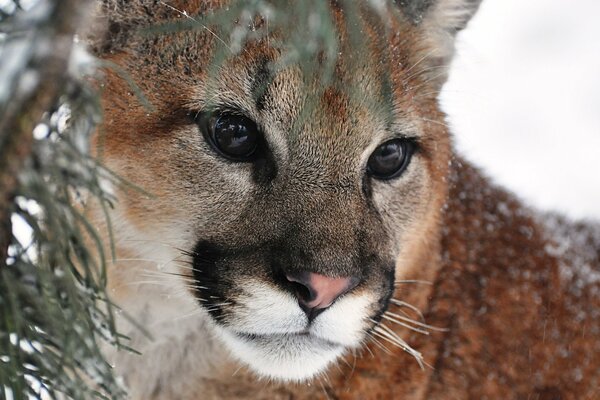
left=234, top=330, right=341, bottom=348
left=216, top=325, right=346, bottom=381
left=189, top=244, right=392, bottom=380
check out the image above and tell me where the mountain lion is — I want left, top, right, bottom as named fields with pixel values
left=89, top=0, right=600, bottom=398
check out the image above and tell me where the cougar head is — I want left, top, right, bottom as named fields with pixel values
left=94, top=0, right=480, bottom=381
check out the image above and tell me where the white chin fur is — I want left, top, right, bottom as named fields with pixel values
left=217, top=326, right=344, bottom=381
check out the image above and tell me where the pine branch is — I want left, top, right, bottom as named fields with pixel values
left=0, top=1, right=129, bottom=399
left=0, top=0, right=87, bottom=266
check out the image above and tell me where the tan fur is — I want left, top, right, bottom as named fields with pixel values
left=89, top=1, right=600, bottom=399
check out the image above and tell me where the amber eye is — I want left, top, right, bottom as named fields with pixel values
left=203, top=113, right=259, bottom=161
left=367, top=139, right=414, bottom=180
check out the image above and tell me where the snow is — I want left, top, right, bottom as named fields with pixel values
left=442, top=0, right=600, bottom=220
left=0, top=0, right=40, bottom=12
left=68, top=42, right=97, bottom=77
left=0, top=0, right=52, bottom=104
left=0, top=0, right=16, bottom=13
left=0, top=38, right=34, bottom=104
left=541, top=213, right=600, bottom=290
left=10, top=213, right=33, bottom=249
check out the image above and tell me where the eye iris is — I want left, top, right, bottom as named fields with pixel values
left=368, top=139, right=411, bottom=179
left=212, top=114, right=258, bottom=159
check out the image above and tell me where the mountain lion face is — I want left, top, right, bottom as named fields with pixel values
left=95, top=0, right=478, bottom=382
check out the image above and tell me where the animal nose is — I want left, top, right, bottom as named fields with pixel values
left=285, top=271, right=359, bottom=319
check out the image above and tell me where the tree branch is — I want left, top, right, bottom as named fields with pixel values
left=0, top=0, right=90, bottom=266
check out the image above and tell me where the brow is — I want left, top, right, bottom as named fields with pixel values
left=250, top=56, right=274, bottom=112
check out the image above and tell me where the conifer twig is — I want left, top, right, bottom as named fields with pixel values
left=0, top=0, right=90, bottom=266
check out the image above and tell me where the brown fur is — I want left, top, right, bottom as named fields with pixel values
left=90, top=1, right=600, bottom=399
left=150, top=161, right=600, bottom=400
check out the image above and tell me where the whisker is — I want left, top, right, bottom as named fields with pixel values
left=164, top=262, right=196, bottom=272
left=363, top=341, right=376, bottom=358
left=403, top=64, right=449, bottom=84
left=171, top=308, right=205, bottom=322
left=374, top=323, right=410, bottom=349
left=389, top=299, right=425, bottom=321
left=183, top=284, right=210, bottom=290
left=205, top=302, right=232, bottom=308
left=112, top=257, right=160, bottom=264
left=389, top=304, right=416, bottom=320
left=114, top=241, right=200, bottom=269
left=204, top=303, right=231, bottom=312
left=403, top=49, right=438, bottom=75
left=341, top=348, right=358, bottom=386
left=112, top=253, right=191, bottom=273
left=124, top=280, right=178, bottom=287
left=407, top=70, right=450, bottom=92
left=411, top=92, right=440, bottom=101
left=140, top=271, right=195, bottom=282
left=381, top=314, right=429, bottom=335
left=371, top=330, right=402, bottom=356
left=231, top=364, right=244, bottom=377
left=394, top=279, right=432, bottom=286
left=416, top=117, right=451, bottom=130
left=158, top=0, right=234, bottom=53
left=317, top=374, right=332, bottom=400
left=121, top=238, right=181, bottom=250
left=365, top=332, right=391, bottom=356
left=373, top=323, right=424, bottom=369
left=385, top=311, right=448, bottom=332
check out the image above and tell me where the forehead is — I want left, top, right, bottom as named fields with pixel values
left=185, top=36, right=424, bottom=150
left=111, top=1, right=443, bottom=155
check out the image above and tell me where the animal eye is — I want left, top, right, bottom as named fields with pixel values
left=202, top=113, right=259, bottom=161
left=367, top=139, right=414, bottom=180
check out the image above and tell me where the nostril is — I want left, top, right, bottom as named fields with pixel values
left=288, top=280, right=314, bottom=303
left=285, top=271, right=359, bottom=315
left=285, top=271, right=316, bottom=303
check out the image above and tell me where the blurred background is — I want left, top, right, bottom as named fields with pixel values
left=441, top=0, right=600, bottom=220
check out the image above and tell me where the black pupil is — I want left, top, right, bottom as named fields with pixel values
left=213, top=115, right=258, bottom=158
left=368, top=140, right=406, bottom=178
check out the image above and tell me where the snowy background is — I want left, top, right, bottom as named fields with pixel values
left=441, top=0, right=600, bottom=220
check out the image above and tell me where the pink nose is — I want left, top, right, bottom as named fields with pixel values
left=286, top=271, right=359, bottom=318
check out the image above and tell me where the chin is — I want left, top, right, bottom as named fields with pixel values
left=217, top=326, right=346, bottom=382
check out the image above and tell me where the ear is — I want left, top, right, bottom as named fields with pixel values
left=397, top=0, right=481, bottom=30
left=397, top=0, right=482, bottom=59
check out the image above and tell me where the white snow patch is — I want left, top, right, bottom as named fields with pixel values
left=68, top=42, right=97, bottom=77
left=442, top=0, right=600, bottom=220
left=0, top=38, right=34, bottom=104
